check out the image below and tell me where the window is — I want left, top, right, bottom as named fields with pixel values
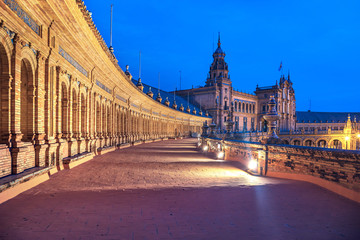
left=262, top=105, right=266, bottom=112
left=224, top=101, right=228, bottom=110
left=282, top=102, right=285, bottom=113
left=243, top=117, right=247, bottom=131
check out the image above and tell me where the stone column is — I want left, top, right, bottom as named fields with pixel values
left=34, top=51, right=47, bottom=167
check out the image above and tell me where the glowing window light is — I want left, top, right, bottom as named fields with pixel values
left=248, top=159, right=257, bottom=170
left=217, top=151, right=224, bottom=159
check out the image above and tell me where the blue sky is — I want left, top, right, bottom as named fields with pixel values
left=84, top=0, right=360, bottom=112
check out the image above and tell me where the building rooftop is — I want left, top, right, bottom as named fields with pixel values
left=296, top=111, right=360, bottom=123
left=132, top=79, right=209, bottom=118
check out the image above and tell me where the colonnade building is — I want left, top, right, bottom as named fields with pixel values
left=0, top=0, right=209, bottom=178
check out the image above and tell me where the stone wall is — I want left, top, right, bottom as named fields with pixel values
left=203, top=137, right=360, bottom=202
left=0, top=145, right=11, bottom=178
left=266, top=145, right=360, bottom=192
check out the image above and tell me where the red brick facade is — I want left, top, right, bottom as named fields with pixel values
left=0, top=0, right=208, bottom=178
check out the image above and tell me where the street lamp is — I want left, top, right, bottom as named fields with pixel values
left=202, top=145, right=209, bottom=152
left=248, top=158, right=258, bottom=172
left=217, top=151, right=224, bottom=159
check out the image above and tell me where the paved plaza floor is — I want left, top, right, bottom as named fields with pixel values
left=0, top=138, right=359, bottom=239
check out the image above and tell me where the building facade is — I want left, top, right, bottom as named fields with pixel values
left=176, top=35, right=296, bottom=133
left=176, top=35, right=359, bottom=150
left=280, top=113, right=360, bottom=150
left=0, top=0, right=209, bottom=178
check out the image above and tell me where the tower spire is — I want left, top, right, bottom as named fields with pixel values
left=139, top=50, right=141, bottom=79
left=109, top=4, right=114, bottom=54
left=217, top=32, right=221, bottom=48
left=136, top=51, right=144, bottom=91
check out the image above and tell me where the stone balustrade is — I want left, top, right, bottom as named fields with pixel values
left=201, top=137, right=360, bottom=202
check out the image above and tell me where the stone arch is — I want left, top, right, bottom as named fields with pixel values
left=316, top=138, right=327, bottom=148
left=0, top=29, right=13, bottom=143
left=0, top=28, right=13, bottom=73
left=282, top=139, right=290, bottom=145
left=20, top=57, right=35, bottom=142
left=80, top=92, right=86, bottom=137
left=106, top=102, right=111, bottom=135
left=101, top=101, right=106, bottom=136
left=303, top=138, right=315, bottom=147
left=116, top=105, right=120, bottom=135
left=95, top=98, right=101, bottom=136
left=61, top=81, right=69, bottom=138
left=329, top=139, right=343, bottom=149
left=71, top=88, right=79, bottom=137
left=291, top=138, right=302, bottom=146
left=20, top=46, right=37, bottom=77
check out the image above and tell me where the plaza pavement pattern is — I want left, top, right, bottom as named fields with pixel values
left=0, top=138, right=359, bottom=240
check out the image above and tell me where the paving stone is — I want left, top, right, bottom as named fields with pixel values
left=0, top=139, right=359, bottom=239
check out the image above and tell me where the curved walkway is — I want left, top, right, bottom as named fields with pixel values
left=0, top=139, right=359, bottom=239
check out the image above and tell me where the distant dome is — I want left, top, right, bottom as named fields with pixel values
left=214, top=46, right=224, bottom=54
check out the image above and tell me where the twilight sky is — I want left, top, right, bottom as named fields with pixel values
left=84, top=0, right=360, bottom=112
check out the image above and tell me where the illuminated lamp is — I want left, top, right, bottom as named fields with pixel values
left=217, top=151, right=224, bottom=159
left=248, top=159, right=258, bottom=171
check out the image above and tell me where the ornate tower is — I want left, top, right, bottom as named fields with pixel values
left=205, top=33, right=231, bottom=87
left=278, top=72, right=296, bottom=132
left=204, top=33, right=232, bottom=130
